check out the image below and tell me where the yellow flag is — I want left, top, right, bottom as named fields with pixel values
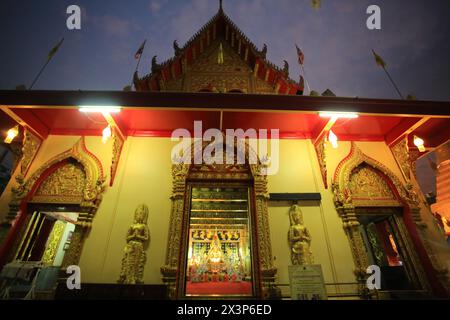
left=372, top=49, right=386, bottom=68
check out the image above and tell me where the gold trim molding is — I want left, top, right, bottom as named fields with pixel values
left=161, top=139, right=275, bottom=298
left=7, top=137, right=106, bottom=268
left=331, top=142, right=430, bottom=296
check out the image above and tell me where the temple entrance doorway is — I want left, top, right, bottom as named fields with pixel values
left=14, top=206, right=78, bottom=266
left=184, top=183, right=255, bottom=297
left=357, top=208, right=417, bottom=291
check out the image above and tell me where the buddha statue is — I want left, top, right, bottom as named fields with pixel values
left=118, top=204, right=150, bottom=284
left=288, top=205, right=313, bottom=265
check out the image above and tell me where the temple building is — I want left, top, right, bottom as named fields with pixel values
left=0, top=3, right=449, bottom=300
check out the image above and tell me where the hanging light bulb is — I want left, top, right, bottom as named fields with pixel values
left=4, top=125, right=19, bottom=144
left=413, top=135, right=425, bottom=152
left=328, top=130, right=338, bottom=149
left=102, top=125, right=112, bottom=143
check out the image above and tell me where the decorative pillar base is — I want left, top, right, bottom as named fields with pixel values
left=261, top=268, right=281, bottom=299
left=161, top=266, right=177, bottom=299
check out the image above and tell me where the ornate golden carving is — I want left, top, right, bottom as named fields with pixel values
left=332, top=143, right=432, bottom=296
left=288, top=205, right=313, bottom=265
left=333, top=143, right=410, bottom=207
left=162, top=139, right=274, bottom=298
left=391, top=137, right=411, bottom=181
left=110, top=129, right=124, bottom=186
left=15, top=138, right=106, bottom=226
left=20, top=129, right=42, bottom=176
left=6, top=137, right=105, bottom=269
left=118, top=204, right=150, bottom=284
left=314, top=136, right=327, bottom=188
left=61, top=226, right=85, bottom=268
left=41, top=220, right=66, bottom=265
left=32, top=162, right=86, bottom=204
left=348, top=164, right=398, bottom=206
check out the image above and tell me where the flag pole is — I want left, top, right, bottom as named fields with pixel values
left=131, top=39, right=146, bottom=90
left=301, top=64, right=311, bottom=94
left=131, top=53, right=143, bottom=89
left=29, top=38, right=64, bottom=90
left=29, top=59, right=52, bottom=90
left=382, top=66, right=404, bottom=100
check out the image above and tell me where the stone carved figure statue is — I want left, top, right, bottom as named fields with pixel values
left=118, top=204, right=150, bottom=284
left=288, top=205, right=313, bottom=265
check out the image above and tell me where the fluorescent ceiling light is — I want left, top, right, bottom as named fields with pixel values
left=79, top=106, right=121, bottom=113
left=319, top=112, right=359, bottom=119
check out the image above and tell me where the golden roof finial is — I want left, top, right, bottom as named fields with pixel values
left=219, top=0, right=223, bottom=11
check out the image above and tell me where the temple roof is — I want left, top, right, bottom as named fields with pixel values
left=134, top=4, right=302, bottom=94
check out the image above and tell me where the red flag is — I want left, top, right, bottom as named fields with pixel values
left=135, top=40, right=146, bottom=59
left=295, top=44, right=304, bottom=65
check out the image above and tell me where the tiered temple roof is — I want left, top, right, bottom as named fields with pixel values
left=133, top=4, right=303, bottom=95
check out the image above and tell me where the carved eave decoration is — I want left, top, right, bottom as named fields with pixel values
left=20, top=128, right=42, bottom=177
left=314, top=135, right=327, bottom=188
left=110, top=128, right=125, bottom=187
left=9, top=137, right=105, bottom=227
left=390, top=137, right=412, bottom=182
left=133, top=6, right=302, bottom=94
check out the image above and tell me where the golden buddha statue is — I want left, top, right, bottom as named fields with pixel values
left=288, top=205, right=314, bottom=265
left=118, top=204, right=150, bottom=284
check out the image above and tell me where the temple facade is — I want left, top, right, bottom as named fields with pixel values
left=0, top=4, right=449, bottom=300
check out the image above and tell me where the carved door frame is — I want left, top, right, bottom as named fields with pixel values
left=161, top=140, right=276, bottom=299
left=331, top=143, right=434, bottom=297
left=0, top=138, right=105, bottom=269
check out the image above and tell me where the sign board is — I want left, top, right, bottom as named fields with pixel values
left=288, top=264, right=327, bottom=300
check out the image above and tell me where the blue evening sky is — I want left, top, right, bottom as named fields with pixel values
left=0, top=0, right=449, bottom=101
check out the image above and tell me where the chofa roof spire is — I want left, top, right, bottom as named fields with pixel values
left=219, top=0, right=223, bottom=12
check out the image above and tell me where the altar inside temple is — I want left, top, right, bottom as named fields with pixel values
left=185, top=186, right=253, bottom=296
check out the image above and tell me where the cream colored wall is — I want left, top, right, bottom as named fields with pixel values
left=266, top=139, right=355, bottom=295
left=0, top=135, right=173, bottom=285
left=79, top=137, right=173, bottom=284
left=1, top=135, right=423, bottom=291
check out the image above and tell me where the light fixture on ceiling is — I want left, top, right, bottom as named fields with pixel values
left=319, top=111, right=359, bottom=119
left=102, top=125, right=112, bottom=144
left=79, top=106, right=121, bottom=113
left=413, top=135, right=426, bottom=152
left=4, top=125, right=19, bottom=144
left=328, top=130, right=339, bottom=149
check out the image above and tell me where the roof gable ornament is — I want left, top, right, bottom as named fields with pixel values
left=260, top=43, right=267, bottom=59
left=151, top=55, right=161, bottom=73
left=283, top=60, right=289, bottom=76
left=173, top=40, right=182, bottom=56
left=133, top=0, right=304, bottom=94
